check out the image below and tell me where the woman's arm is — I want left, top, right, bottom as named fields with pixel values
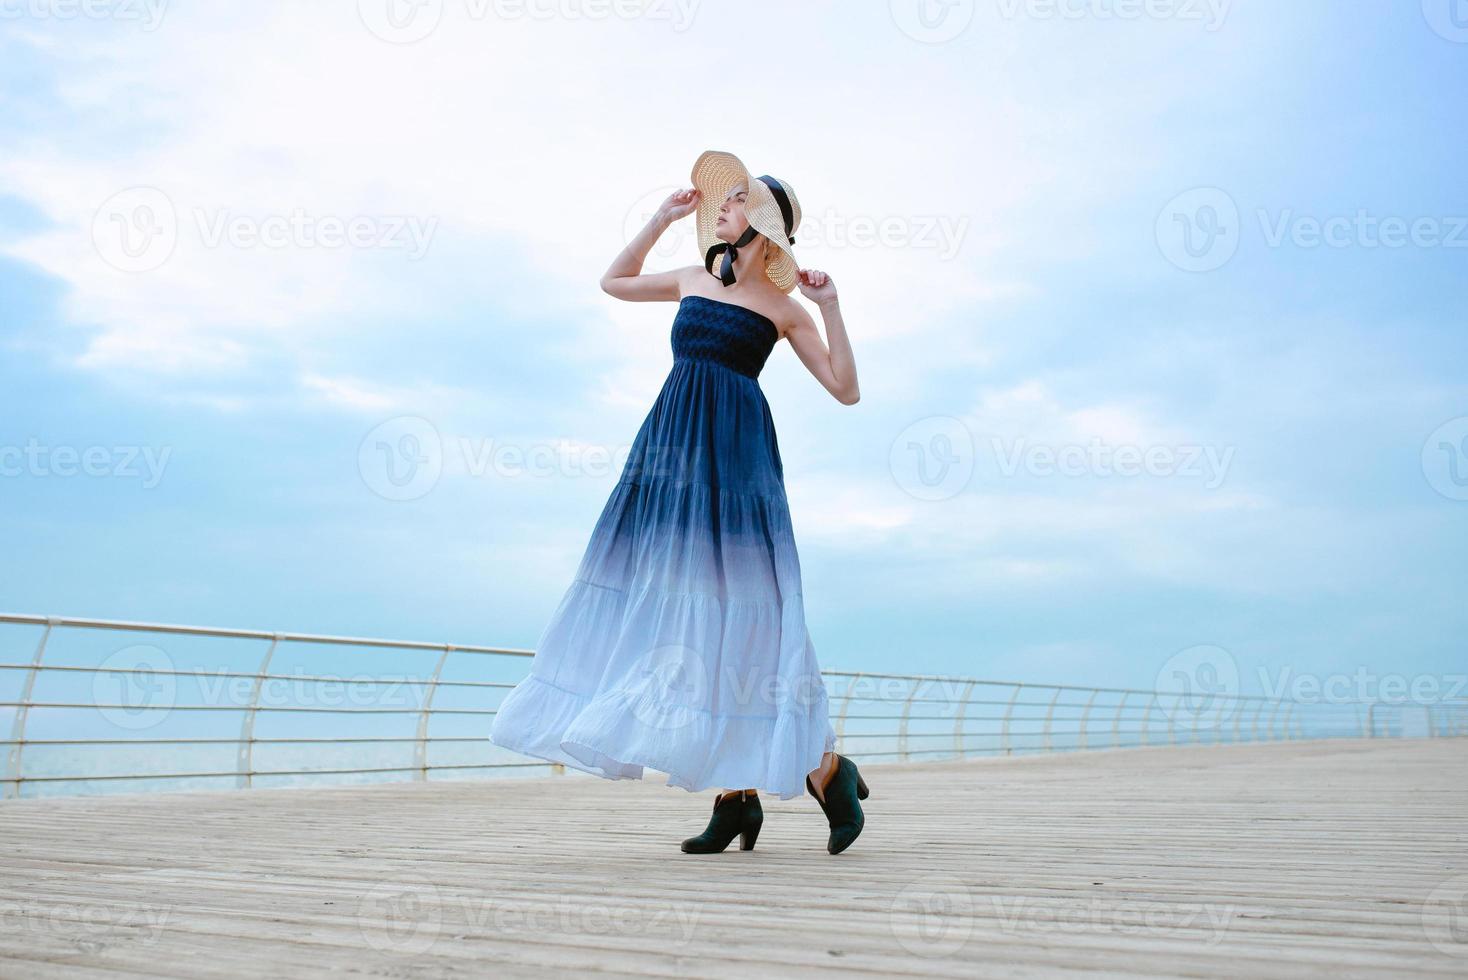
left=786, top=269, right=860, bottom=405
left=600, top=188, right=701, bottom=302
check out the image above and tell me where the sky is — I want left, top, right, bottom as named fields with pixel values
left=1, top=0, right=1466, bottom=712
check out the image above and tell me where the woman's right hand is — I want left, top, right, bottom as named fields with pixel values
left=658, top=187, right=700, bottom=223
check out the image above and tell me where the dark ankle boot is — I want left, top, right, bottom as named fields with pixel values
left=680, top=789, right=763, bottom=854
left=806, top=754, right=869, bottom=855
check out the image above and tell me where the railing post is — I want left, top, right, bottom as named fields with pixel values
left=1281, top=703, right=1297, bottom=741
left=1042, top=688, right=1061, bottom=753
left=1365, top=702, right=1376, bottom=739
left=1233, top=695, right=1244, bottom=744
left=4, top=619, right=55, bottom=800
left=1112, top=692, right=1128, bottom=749
left=415, top=645, right=453, bottom=781
left=952, top=680, right=976, bottom=760
left=1251, top=700, right=1265, bottom=742
left=237, top=635, right=280, bottom=790
left=1141, top=694, right=1155, bottom=746
left=836, top=672, right=863, bottom=743
left=1266, top=699, right=1282, bottom=741
left=1001, top=684, right=1023, bottom=756
left=1077, top=689, right=1098, bottom=751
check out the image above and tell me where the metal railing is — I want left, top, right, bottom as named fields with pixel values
left=2, top=613, right=1464, bottom=799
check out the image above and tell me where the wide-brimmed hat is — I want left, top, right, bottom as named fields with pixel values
left=691, top=150, right=801, bottom=294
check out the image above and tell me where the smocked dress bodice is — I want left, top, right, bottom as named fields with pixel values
left=670, top=294, right=779, bottom=380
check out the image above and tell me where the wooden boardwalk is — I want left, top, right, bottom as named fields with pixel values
left=1, top=739, right=1465, bottom=977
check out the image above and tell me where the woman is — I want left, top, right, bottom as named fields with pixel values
left=489, top=150, right=867, bottom=855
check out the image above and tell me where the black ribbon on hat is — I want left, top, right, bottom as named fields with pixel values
left=704, top=175, right=796, bottom=287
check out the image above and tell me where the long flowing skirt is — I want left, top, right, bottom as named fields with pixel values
left=488, top=358, right=837, bottom=799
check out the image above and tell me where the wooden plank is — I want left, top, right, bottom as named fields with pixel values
left=0, top=739, right=1464, bottom=976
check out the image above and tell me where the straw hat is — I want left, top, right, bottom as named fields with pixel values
left=691, top=150, right=802, bottom=294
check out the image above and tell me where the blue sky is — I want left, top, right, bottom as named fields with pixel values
left=2, top=0, right=1465, bottom=706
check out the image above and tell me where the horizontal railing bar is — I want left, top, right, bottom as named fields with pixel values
left=0, top=760, right=556, bottom=784
left=0, top=736, right=493, bottom=746
left=0, top=663, right=515, bottom=690
left=823, top=670, right=1420, bottom=704
left=0, top=702, right=497, bottom=715
left=0, top=613, right=534, bottom=658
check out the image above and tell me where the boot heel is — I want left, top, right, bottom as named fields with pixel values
left=741, top=802, right=764, bottom=850
left=856, top=772, right=870, bottom=800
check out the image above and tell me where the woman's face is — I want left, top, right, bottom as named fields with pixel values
left=716, top=184, right=750, bottom=243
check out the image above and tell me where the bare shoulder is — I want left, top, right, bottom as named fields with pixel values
left=669, top=265, right=706, bottom=298
left=775, top=296, right=816, bottom=341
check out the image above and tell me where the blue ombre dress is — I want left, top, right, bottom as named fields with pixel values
left=488, top=294, right=838, bottom=800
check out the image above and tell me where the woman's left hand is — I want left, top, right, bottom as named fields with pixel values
left=797, top=268, right=838, bottom=305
